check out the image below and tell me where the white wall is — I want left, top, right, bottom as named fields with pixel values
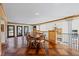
left=38, top=20, right=69, bottom=33
left=36, top=19, right=72, bottom=41
left=29, top=25, right=33, bottom=32
left=72, top=18, right=79, bottom=34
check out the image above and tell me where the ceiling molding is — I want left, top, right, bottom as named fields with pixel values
left=8, top=22, right=33, bottom=26
left=8, top=14, right=79, bottom=26
left=33, top=15, right=79, bottom=25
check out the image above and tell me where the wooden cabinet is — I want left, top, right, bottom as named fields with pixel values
left=48, top=30, right=57, bottom=44
left=48, top=28, right=62, bottom=45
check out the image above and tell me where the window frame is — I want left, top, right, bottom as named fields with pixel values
left=7, top=25, right=15, bottom=38
left=24, top=26, right=29, bottom=35
left=17, top=26, right=23, bottom=37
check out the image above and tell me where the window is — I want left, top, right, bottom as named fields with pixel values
left=72, top=30, right=78, bottom=39
left=17, top=26, right=23, bottom=36
left=24, top=26, right=29, bottom=35
left=7, top=25, right=15, bottom=38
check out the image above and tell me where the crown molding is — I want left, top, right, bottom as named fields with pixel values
left=33, top=15, right=79, bottom=25
left=8, top=15, right=79, bottom=26
left=8, top=22, right=33, bottom=26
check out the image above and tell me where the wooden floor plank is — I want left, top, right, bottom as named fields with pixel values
left=2, top=43, right=79, bottom=56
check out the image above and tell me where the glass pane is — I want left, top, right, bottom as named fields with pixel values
left=17, top=26, right=22, bottom=36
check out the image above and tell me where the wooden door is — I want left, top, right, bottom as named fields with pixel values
left=48, top=30, right=57, bottom=44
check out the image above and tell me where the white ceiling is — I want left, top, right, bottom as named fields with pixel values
left=3, top=3, right=79, bottom=24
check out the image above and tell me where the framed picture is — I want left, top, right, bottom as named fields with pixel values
left=7, top=25, right=15, bottom=38
left=1, top=24, right=4, bottom=32
left=24, top=26, right=29, bottom=35
left=17, top=26, right=23, bottom=36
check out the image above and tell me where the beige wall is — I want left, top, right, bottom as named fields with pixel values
left=0, top=4, right=7, bottom=43
left=0, top=4, right=7, bottom=55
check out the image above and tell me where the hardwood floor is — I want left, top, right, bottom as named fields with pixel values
left=2, top=42, right=79, bottom=56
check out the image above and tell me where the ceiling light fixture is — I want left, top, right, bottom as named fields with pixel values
left=35, top=12, right=39, bottom=16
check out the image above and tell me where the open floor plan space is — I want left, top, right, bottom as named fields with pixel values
left=1, top=3, right=79, bottom=56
